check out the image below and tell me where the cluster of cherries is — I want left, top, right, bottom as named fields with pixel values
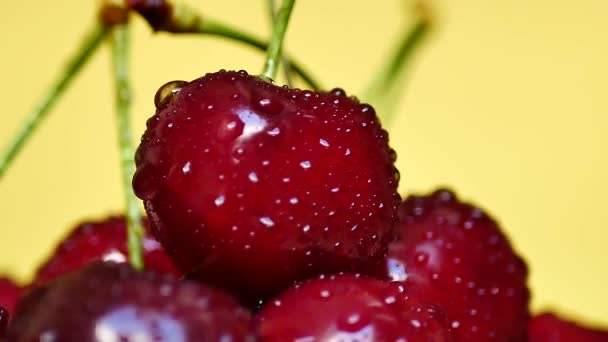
left=1, top=70, right=607, bottom=341
left=1, top=0, right=607, bottom=340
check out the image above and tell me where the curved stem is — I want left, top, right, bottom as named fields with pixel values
left=0, top=26, right=107, bottom=179
left=200, top=18, right=317, bottom=89
left=363, top=3, right=432, bottom=124
left=128, top=0, right=319, bottom=89
left=261, top=0, right=296, bottom=80
left=110, top=23, right=145, bottom=271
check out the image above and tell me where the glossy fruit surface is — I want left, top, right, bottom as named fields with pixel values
left=257, top=273, right=451, bottom=341
left=33, top=215, right=179, bottom=286
left=0, top=306, right=8, bottom=337
left=133, top=70, right=401, bottom=304
left=0, top=277, right=20, bottom=315
left=530, top=312, right=608, bottom=341
left=7, top=262, right=256, bottom=341
left=384, top=189, right=529, bottom=341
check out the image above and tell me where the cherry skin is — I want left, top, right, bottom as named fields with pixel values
left=7, top=262, right=256, bottom=341
left=32, top=215, right=180, bottom=287
left=0, top=277, right=20, bottom=315
left=257, top=273, right=451, bottom=341
left=133, top=70, right=401, bottom=305
left=383, top=189, right=530, bottom=341
left=0, top=306, right=8, bottom=337
left=530, top=312, right=608, bottom=342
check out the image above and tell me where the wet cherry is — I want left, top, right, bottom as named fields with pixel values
left=32, top=215, right=180, bottom=286
left=7, top=262, right=256, bottom=341
left=133, top=70, right=401, bottom=305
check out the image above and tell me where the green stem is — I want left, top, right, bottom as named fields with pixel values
left=200, top=18, right=317, bottom=89
left=261, top=0, right=296, bottom=80
left=110, top=23, right=145, bottom=271
left=0, top=26, right=107, bottom=179
left=267, top=0, right=294, bottom=86
left=129, top=0, right=319, bottom=89
left=363, top=8, right=432, bottom=123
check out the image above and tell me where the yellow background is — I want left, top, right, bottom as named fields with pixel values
left=1, top=0, right=606, bottom=326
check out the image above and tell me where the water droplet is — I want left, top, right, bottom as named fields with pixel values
left=267, top=127, right=281, bottom=136
left=299, top=161, right=312, bottom=169
left=319, top=139, right=330, bottom=147
left=214, top=195, right=225, bottom=207
left=384, top=296, right=396, bottom=304
left=154, top=80, right=187, bottom=109
left=217, top=118, right=244, bottom=142
left=253, top=96, right=284, bottom=115
left=360, top=103, right=376, bottom=116
left=389, top=149, right=397, bottom=162
left=181, top=161, right=192, bottom=174
left=259, top=217, right=275, bottom=227
left=289, top=197, right=299, bottom=204
left=248, top=172, right=259, bottom=183
left=330, top=88, right=346, bottom=97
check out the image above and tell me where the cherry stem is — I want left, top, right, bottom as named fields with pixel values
left=127, top=0, right=319, bottom=89
left=110, top=22, right=145, bottom=271
left=267, top=0, right=294, bottom=86
left=261, top=0, right=296, bottom=81
left=0, top=25, right=107, bottom=179
left=363, top=3, right=432, bottom=124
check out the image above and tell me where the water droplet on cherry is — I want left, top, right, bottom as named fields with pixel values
left=154, top=80, right=187, bottom=110
left=253, top=96, right=284, bottom=115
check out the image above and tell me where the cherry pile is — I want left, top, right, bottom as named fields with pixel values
left=0, top=0, right=606, bottom=340
left=1, top=70, right=606, bottom=341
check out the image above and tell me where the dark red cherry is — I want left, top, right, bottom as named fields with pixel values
left=257, top=273, right=451, bottom=341
left=32, top=215, right=180, bottom=286
left=0, top=306, right=8, bottom=337
left=133, top=70, right=401, bottom=304
left=383, top=189, right=530, bottom=341
left=7, top=262, right=256, bottom=341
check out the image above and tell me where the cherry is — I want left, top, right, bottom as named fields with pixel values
left=257, top=273, right=451, bottom=341
left=0, top=306, right=8, bottom=337
left=530, top=312, right=608, bottom=342
left=32, top=215, right=180, bottom=286
left=0, top=277, right=20, bottom=315
left=383, top=189, right=529, bottom=341
left=7, top=262, right=256, bottom=341
left=133, top=70, right=401, bottom=305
